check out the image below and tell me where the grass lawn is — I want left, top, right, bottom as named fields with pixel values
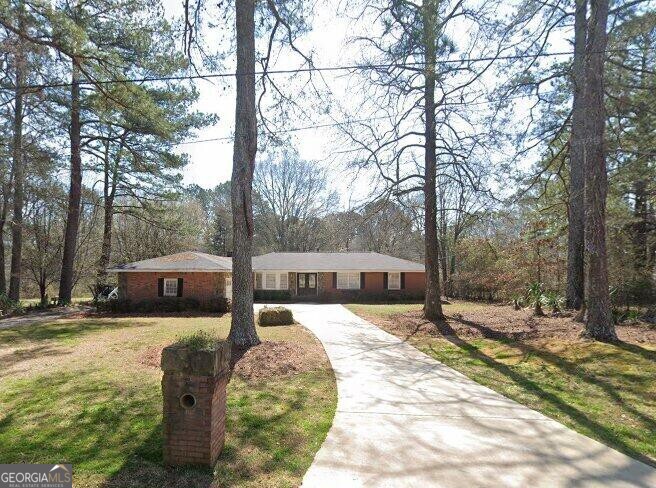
left=0, top=313, right=336, bottom=487
left=346, top=301, right=656, bottom=466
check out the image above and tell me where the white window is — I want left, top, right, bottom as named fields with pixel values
left=299, top=274, right=306, bottom=288
left=265, top=273, right=277, bottom=289
left=163, top=278, right=178, bottom=297
left=336, top=272, right=360, bottom=290
left=388, top=272, right=401, bottom=290
left=256, top=272, right=289, bottom=290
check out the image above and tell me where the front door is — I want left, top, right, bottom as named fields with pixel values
left=297, top=273, right=317, bottom=296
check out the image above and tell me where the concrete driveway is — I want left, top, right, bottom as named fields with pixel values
left=279, top=303, right=656, bottom=488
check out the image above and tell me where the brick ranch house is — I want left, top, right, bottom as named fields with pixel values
left=108, top=251, right=425, bottom=305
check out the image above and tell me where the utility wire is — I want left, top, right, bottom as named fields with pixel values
left=3, top=47, right=649, bottom=92
left=175, top=89, right=560, bottom=146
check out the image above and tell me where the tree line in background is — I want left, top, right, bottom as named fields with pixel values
left=0, top=0, right=209, bottom=305
left=0, top=0, right=654, bottom=345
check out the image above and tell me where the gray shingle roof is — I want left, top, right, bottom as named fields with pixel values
left=252, top=252, right=424, bottom=272
left=109, top=251, right=424, bottom=273
left=108, top=251, right=232, bottom=272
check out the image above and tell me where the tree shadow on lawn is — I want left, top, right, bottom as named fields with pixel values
left=0, top=318, right=153, bottom=346
left=417, top=317, right=656, bottom=467
left=97, top=426, right=215, bottom=488
left=0, top=367, right=213, bottom=487
left=0, top=345, right=71, bottom=378
left=100, top=375, right=324, bottom=487
left=609, top=339, right=656, bottom=363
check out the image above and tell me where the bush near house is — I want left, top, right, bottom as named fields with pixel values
left=254, top=290, right=292, bottom=302
left=258, top=306, right=294, bottom=326
left=97, top=297, right=230, bottom=314
left=326, top=291, right=424, bottom=303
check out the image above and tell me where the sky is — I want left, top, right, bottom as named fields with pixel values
left=162, top=0, right=359, bottom=198
left=159, top=0, right=572, bottom=207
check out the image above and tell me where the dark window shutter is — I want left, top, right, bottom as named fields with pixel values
left=383, top=272, right=388, bottom=290
left=157, top=278, right=164, bottom=297
left=332, top=272, right=337, bottom=288
left=360, top=272, right=365, bottom=289
left=177, top=278, right=183, bottom=297
left=401, top=272, right=406, bottom=289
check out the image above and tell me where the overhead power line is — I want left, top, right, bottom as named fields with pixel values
left=175, top=89, right=560, bottom=146
left=5, top=47, right=649, bottom=92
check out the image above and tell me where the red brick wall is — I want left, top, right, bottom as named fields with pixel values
left=162, top=372, right=228, bottom=466
left=403, top=272, right=425, bottom=293
left=119, top=270, right=424, bottom=303
left=312, top=271, right=425, bottom=301
left=118, top=272, right=226, bottom=304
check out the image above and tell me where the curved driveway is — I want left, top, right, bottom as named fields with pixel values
left=282, top=303, right=656, bottom=488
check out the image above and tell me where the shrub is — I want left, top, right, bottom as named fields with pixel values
left=254, top=290, right=292, bottom=302
left=175, top=330, right=220, bottom=351
left=525, top=282, right=545, bottom=316
left=304, top=290, right=424, bottom=304
left=201, top=297, right=231, bottom=313
left=96, top=299, right=132, bottom=313
left=613, top=308, right=642, bottom=324
left=96, top=297, right=225, bottom=314
left=258, top=306, right=294, bottom=326
left=541, top=291, right=565, bottom=313
left=0, top=293, right=24, bottom=315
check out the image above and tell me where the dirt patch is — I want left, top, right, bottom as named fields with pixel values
left=140, top=345, right=165, bottom=368
left=138, top=337, right=327, bottom=381
left=231, top=340, right=326, bottom=381
left=363, top=305, right=656, bottom=345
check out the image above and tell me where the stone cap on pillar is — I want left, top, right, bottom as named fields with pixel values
left=161, top=340, right=231, bottom=377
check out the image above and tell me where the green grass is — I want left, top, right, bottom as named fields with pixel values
left=346, top=302, right=656, bottom=465
left=0, top=314, right=336, bottom=487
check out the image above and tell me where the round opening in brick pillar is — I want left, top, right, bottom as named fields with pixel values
left=180, top=393, right=196, bottom=410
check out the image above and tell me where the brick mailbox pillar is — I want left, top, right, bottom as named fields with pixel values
left=161, top=340, right=231, bottom=466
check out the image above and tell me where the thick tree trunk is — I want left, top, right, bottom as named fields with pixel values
left=631, top=40, right=652, bottom=278
left=423, top=0, right=444, bottom=321
left=39, top=277, right=47, bottom=306
left=632, top=179, right=648, bottom=272
left=0, top=173, right=11, bottom=295
left=95, top=141, right=117, bottom=292
left=583, top=0, right=616, bottom=341
left=95, top=194, right=114, bottom=290
left=8, top=21, right=25, bottom=302
left=438, top=205, right=449, bottom=296
left=58, top=60, right=82, bottom=305
left=228, top=0, right=260, bottom=347
left=566, top=0, right=587, bottom=310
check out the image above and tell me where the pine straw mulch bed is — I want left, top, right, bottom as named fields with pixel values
left=140, top=338, right=328, bottom=382
left=362, top=305, right=656, bottom=345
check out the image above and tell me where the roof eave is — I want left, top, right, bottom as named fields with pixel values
left=107, top=268, right=231, bottom=273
